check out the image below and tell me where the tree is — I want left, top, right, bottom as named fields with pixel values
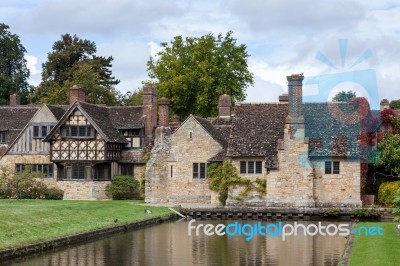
left=332, top=90, right=356, bottom=102
left=390, top=99, right=400, bottom=109
left=121, top=88, right=143, bottom=106
left=146, top=31, right=254, bottom=118
left=0, top=23, right=30, bottom=105
left=30, top=34, right=120, bottom=105
left=376, top=134, right=400, bottom=175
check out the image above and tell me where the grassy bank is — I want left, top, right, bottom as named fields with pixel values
left=0, top=199, right=171, bottom=250
left=348, top=222, right=400, bottom=265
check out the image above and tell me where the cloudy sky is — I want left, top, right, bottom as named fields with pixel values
left=2, top=0, right=399, bottom=108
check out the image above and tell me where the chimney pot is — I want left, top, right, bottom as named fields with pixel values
left=279, top=93, right=288, bottom=103
left=69, top=85, right=86, bottom=104
left=9, top=94, right=21, bottom=106
left=380, top=99, right=389, bottom=111
left=143, top=85, right=157, bottom=138
left=158, top=97, right=170, bottom=127
left=218, top=94, right=232, bottom=117
left=287, top=74, right=304, bottom=118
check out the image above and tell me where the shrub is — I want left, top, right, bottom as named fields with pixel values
left=353, top=208, right=380, bottom=219
left=394, top=188, right=400, bottom=220
left=105, top=175, right=139, bottom=200
left=378, top=181, right=400, bottom=207
left=139, top=172, right=146, bottom=199
left=0, top=167, right=64, bottom=200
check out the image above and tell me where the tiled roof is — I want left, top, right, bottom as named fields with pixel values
left=0, top=106, right=39, bottom=156
left=78, top=102, right=128, bottom=143
left=303, top=102, right=362, bottom=157
left=109, top=106, right=143, bottom=129
left=226, top=103, right=288, bottom=158
left=193, top=116, right=228, bottom=147
left=46, top=105, right=69, bottom=120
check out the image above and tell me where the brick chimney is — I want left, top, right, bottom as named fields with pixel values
left=380, top=99, right=389, bottom=111
left=143, top=85, right=158, bottom=138
left=9, top=94, right=21, bottom=106
left=218, top=94, right=232, bottom=117
left=287, top=74, right=304, bottom=119
left=69, top=85, right=86, bottom=104
left=158, top=97, right=170, bottom=127
left=279, top=93, right=288, bottom=103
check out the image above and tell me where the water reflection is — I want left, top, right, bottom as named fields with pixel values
left=9, top=220, right=346, bottom=266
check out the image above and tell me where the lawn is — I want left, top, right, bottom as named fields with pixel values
left=0, top=199, right=171, bottom=250
left=348, top=222, right=400, bottom=266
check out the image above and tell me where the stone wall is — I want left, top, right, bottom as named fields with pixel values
left=312, top=158, right=361, bottom=207
left=227, top=157, right=267, bottom=206
left=145, top=117, right=223, bottom=205
left=266, top=122, right=315, bottom=207
left=54, top=180, right=111, bottom=200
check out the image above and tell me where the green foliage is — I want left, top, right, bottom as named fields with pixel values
left=390, top=99, right=400, bottom=109
left=321, top=208, right=340, bottom=217
left=352, top=208, right=380, bottom=219
left=105, top=175, right=139, bottom=200
left=0, top=23, right=30, bottom=105
left=30, top=34, right=120, bottom=105
left=146, top=31, right=254, bottom=119
left=332, top=90, right=356, bottom=102
left=394, top=188, right=400, bottom=219
left=376, top=134, right=400, bottom=174
left=122, top=88, right=143, bottom=106
left=208, top=160, right=266, bottom=205
left=139, top=172, right=146, bottom=199
left=378, top=181, right=400, bottom=207
left=0, top=167, right=63, bottom=200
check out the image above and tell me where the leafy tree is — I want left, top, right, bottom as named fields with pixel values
left=332, top=90, right=356, bottom=102
left=30, top=34, right=120, bottom=105
left=375, top=134, right=400, bottom=175
left=0, top=23, right=30, bottom=105
left=146, top=31, right=254, bottom=118
left=390, top=99, right=400, bottom=109
left=122, top=87, right=143, bottom=106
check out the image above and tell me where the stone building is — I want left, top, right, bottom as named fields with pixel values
left=146, top=74, right=367, bottom=207
left=0, top=85, right=159, bottom=199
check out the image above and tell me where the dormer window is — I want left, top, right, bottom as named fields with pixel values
left=0, top=131, right=7, bottom=144
left=62, top=125, right=94, bottom=138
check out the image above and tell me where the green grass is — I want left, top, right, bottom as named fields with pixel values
left=0, top=199, right=171, bottom=250
left=348, top=222, right=400, bottom=266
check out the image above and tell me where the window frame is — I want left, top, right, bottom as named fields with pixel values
left=325, top=161, right=340, bottom=174
left=62, top=125, right=94, bottom=139
left=0, top=131, right=8, bottom=144
left=32, top=124, right=54, bottom=139
left=239, top=161, right=263, bottom=174
left=193, top=163, right=206, bottom=179
left=15, top=164, right=54, bottom=178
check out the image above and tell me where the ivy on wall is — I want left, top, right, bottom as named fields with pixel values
left=208, top=160, right=266, bottom=205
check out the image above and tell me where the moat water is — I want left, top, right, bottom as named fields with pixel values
left=8, top=220, right=346, bottom=266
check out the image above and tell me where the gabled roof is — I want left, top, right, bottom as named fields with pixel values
left=192, top=116, right=228, bottom=147
left=46, top=104, right=69, bottom=120
left=44, top=102, right=144, bottom=143
left=0, top=106, right=40, bottom=157
left=226, top=103, right=288, bottom=158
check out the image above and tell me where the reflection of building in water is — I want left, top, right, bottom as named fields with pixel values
left=266, top=222, right=346, bottom=265
left=14, top=221, right=346, bottom=266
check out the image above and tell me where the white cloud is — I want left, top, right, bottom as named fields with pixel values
left=25, top=54, right=41, bottom=86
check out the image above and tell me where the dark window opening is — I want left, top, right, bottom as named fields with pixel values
left=0, top=131, right=7, bottom=143
left=16, top=164, right=54, bottom=178
left=333, top=161, right=340, bottom=174
left=240, top=161, right=262, bottom=174
left=325, top=161, right=332, bottom=174
left=193, top=163, right=206, bottom=179
left=121, top=164, right=134, bottom=176
left=62, top=126, right=94, bottom=138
